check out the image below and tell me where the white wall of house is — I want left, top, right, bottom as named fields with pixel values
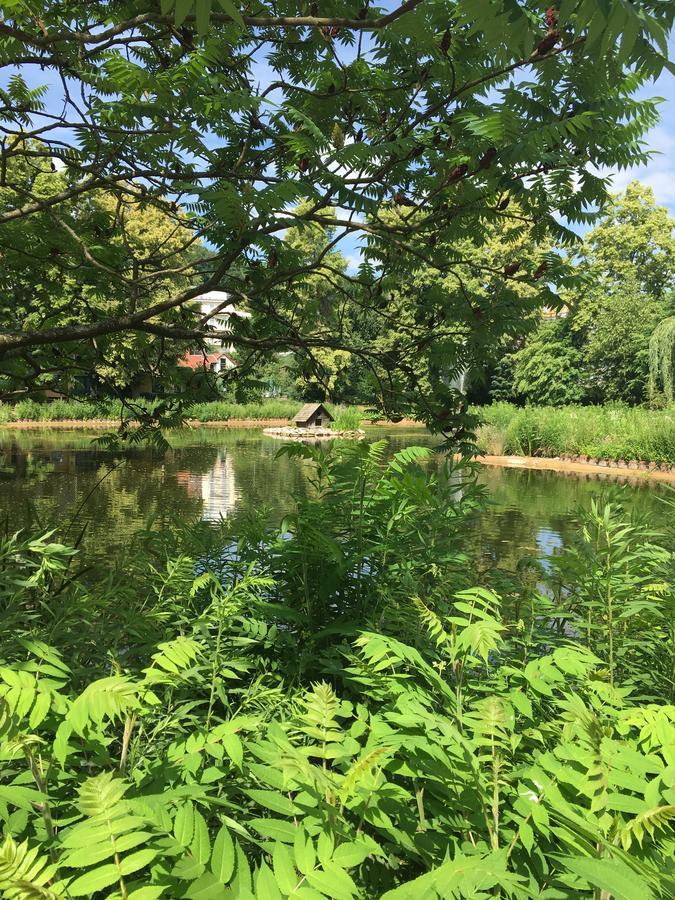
left=194, top=292, right=250, bottom=352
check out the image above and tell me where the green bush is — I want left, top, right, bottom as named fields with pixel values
left=474, top=403, right=675, bottom=463
left=0, top=399, right=371, bottom=427
left=329, top=405, right=363, bottom=431
left=0, top=443, right=673, bottom=898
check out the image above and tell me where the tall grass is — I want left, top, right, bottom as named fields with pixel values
left=474, top=403, right=675, bottom=463
left=186, top=399, right=299, bottom=421
left=0, top=399, right=125, bottom=422
left=329, top=405, right=364, bottom=430
left=0, top=398, right=371, bottom=426
left=0, top=398, right=301, bottom=424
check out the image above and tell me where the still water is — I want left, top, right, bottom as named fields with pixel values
left=0, top=427, right=669, bottom=567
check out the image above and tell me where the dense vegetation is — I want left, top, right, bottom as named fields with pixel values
left=2, top=2, right=675, bottom=897
left=479, top=184, right=675, bottom=408
left=2, top=2, right=674, bottom=435
left=474, top=404, right=675, bottom=465
left=0, top=399, right=373, bottom=428
left=0, top=442, right=673, bottom=897
left=2, top=399, right=675, bottom=465
left=0, top=399, right=300, bottom=425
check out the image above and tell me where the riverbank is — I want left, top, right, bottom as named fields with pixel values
left=1, top=399, right=673, bottom=468
left=474, top=403, right=674, bottom=465
left=476, top=454, right=675, bottom=482
left=2, top=419, right=673, bottom=480
left=0, top=417, right=293, bottom=430
left=0, top=417, right=421, bottom=430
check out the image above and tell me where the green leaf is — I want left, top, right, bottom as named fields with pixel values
left=294, top=828, right=316, bottom=876
left=306, top=863, right=358, bottom=899
left=222, top=733, right=243, bottom=769
left=332, top=840, right=376, bottom=868
left=244, top=790, right=299, bottom=816
left=255, top=860, right=283, bottom=899
left=0, top=785, right=45, bottom=811
left=191, top=810, right=211, bottom=865
left=120, top=848, right=158, bottom=876
left=174, top=0, right=194, bottom=28
left=128, top=888, right=165, bottom=900
left=519, top=821, right=534, bottom=853
left=250, top=819, right=298, bottom=843
left=186, top=871, right=229, bottom=899
left=172, top=855, right=206, bottom=881
left=28, top=690, right=51, bottom=728
left=216, top=0, right=245, bottom=29
left=560, top=856, right=655, bottom=900
left=211, top=824, right=235, bottom=883
left=76, top=772, right=128, bottom=818
left=272, top=842, right=297, bottom=894
left=195, top=0, right=212, bottom=36
left=175, top=802, right=195, bottom=847
left=67, top=863, right=123, bottom=896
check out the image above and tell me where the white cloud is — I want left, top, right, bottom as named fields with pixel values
left=604, top=125, right=675, bottom=207
left=344, top=253, right=363, bottom=273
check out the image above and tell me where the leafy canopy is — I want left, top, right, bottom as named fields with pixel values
left=1, top=2, right=674, bottom=427
left=505, top=182, right=675, bottom=406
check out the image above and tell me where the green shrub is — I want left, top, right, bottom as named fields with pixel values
left=0, top=444, right=673, bottom=898
left=473, top=404, right=675, bottom=463
left=328, top=405, right=363, bottom=431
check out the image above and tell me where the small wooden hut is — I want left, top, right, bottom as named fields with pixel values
left=293, top=402, right=333, bottom=429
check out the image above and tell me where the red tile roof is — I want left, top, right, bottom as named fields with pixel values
left=178, top=351, right=234, bottom=370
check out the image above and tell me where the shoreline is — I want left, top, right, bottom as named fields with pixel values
left=0, top=417, right=422, bottom=430
left=1, top=419, right=672, bottom=481
left=475, top=454, right=675, bottom=483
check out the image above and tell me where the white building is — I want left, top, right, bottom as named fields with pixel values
left=194, top=291, right=250, bottom=349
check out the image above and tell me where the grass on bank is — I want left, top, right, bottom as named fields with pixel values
left=0, top=398, right=366, bottom=425
left=1, top=398, right=672, bottom=464
left=474, top=402, right=675, bottom=464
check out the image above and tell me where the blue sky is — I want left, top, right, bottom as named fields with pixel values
left=7, top=26, right=674, bottom=272
left=604, top=36, right=675, bottom=213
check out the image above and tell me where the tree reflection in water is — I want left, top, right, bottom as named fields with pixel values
left=0, top=427, right=668, bottom=568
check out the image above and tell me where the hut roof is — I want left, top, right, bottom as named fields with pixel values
left=294, top=402, right=333, bottom=424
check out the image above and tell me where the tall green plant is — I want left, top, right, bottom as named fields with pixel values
left=552, top=500, right=674, bottom=699
left=649, top=316, right=675, bottom=403
left=0, top=449, right=673, bottom=897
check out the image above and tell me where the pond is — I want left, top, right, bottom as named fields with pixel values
left=0, top=426, right=669, bottom=568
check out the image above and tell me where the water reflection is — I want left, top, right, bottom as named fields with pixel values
left=0, top=427, right=669, bottom=566
left=175, top=449, right=238, bottom=521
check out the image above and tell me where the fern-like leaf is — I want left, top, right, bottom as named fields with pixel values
left=0, top=835, right=63, bottom=899
left=67, top=677, right=140, bottom=736
left=621, top=804, right=675, bottom=849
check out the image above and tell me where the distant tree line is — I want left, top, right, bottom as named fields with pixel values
left=252, top=182, right=675, bottom=409
left=477, top=181, right=675, bottom=408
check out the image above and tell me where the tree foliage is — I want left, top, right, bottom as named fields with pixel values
left=500, top=182, right=675, bottom=406
left=0, top=152, right=205, bottom=399
left=649, top=315, right=675, bottom=403
left=1, top=2, right=673, bottom=429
